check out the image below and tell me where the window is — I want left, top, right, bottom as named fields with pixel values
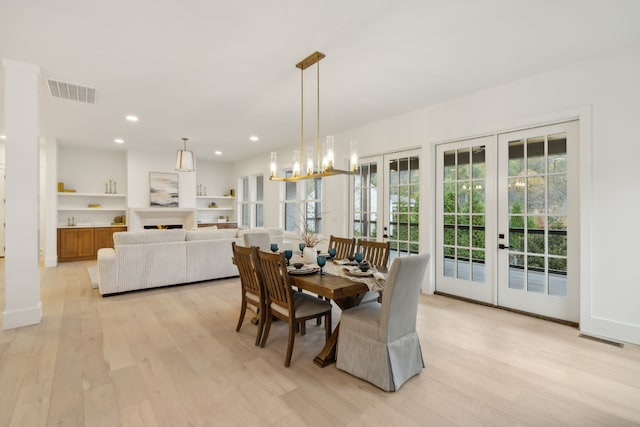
left=283, top=171, right=297, bottom=232
left=304, top=178, right=322, bottom=234
left=282, top=172, right=322, bottom=234
left=240, top=176, right=249, bottom=227
left=255, top=175, right=264, bottom=227
left=238, top=175, right=264, bottom=228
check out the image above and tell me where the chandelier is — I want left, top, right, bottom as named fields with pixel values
left=269, top=51, right=358, bottom=182
left=175, top=137, right=196, bottom=172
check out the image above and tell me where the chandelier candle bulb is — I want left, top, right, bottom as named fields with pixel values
left=350, top=140, right=359, bottom=172
left=325, top=135, right=335, bottom=169
left=292, top=150, right=301, bottom=177
left=270, top=152, right=278, bottom=178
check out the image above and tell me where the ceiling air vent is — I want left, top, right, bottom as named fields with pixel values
left=47, top=79, right=96, bottom=104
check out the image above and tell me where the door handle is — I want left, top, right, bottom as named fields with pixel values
left=498, top=243, right=510, bottom=250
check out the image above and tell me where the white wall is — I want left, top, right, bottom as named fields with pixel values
left=58, top=145, right=126, bottom=194
left=234, top=45, right=640, bottom=345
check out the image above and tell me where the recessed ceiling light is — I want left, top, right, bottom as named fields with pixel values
left=114, top=138, right=125, bottom=144
left=126, top=115, right=139, bottom=122
left=249, top=136, right=259, bottom=142
left=0, top=134, right=6, bottom=140
left=214, top=150, right=222, bottom=156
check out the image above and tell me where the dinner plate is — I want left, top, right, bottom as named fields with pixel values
left=344, top=267, right=375, bottom=277
left=287, top=266, right=318, bottom=275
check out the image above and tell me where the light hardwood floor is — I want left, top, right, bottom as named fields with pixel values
left=1, top=260, right=639, bottom=426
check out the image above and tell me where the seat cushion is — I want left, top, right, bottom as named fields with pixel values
left=269, top=291, right=331, bottom=318
left=341, top=302, right=382, bottom=340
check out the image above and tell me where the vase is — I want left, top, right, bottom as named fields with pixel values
left=303, top=246, right=317, bottom=264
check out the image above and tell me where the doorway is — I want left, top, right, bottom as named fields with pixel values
left=352, top=149, right=421, bottom=261
left=435, top=121, right=579, bottom=322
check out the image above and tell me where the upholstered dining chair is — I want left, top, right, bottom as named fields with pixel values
left=254, top=249, right=332, bottom=367
left=243, top=231, right=272, bottom=251
left=336, top=253, right=430, bottom=391
left=328, top=235, right=356, bottom=260
left=356, top=239, right=390, bottom=268
left=232, top=243, right=265, bottom=346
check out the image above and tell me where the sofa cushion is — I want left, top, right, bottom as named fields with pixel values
left=114, top=229, right=187, bottom=245
left=186, top=228, right=238, bottom=240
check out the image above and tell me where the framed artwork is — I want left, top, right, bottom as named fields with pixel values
left=149, top=172, right=179, bottom=207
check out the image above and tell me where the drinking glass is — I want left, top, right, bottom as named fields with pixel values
left=299, top=243, right=305, bottom=255
left=317, top=255, right=326, bottom=275
left=284, top=250, right=293, bottom=266
left=355, top=252, right=364, bottom=264
left=270, top=243, right=279, bottom=253
left=328, top=248, right=337, bottom=259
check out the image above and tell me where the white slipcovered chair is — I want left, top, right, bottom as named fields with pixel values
left=336, top=253, right=430, bottom=391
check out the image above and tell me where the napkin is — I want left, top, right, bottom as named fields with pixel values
left=373, top=272, right=387, bottom=282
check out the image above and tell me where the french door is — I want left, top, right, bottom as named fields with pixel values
left=352, top=149, right=421, bottom=261
left=436, top=121, right=579, bottom=322
left=435, top=137, right=497, bottom=303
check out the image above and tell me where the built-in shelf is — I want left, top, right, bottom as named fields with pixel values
left=57, top=191, right=128, bottom=228
left=196, top=195, right=235, bottom=199
left=59, top=208, right=127, bottom=212
left=58, top=192, right=127, bottom=197
left=196, top=195, right=235, bottom=224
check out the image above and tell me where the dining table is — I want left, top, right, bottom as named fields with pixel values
left=287, top=260, right=386, bottom=367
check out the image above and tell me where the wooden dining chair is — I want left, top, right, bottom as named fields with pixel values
left=254, top=249, right=332, bottom=367
left=356, top=239, right=391, bottom=268
left=328, top=235, right=356, bottom=260
left=232, top=242, right=265, bottom=346
left=356, top=239, right=391, bottom=304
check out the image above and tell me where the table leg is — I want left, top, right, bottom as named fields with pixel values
left=313, top=323, right=339, bottom=367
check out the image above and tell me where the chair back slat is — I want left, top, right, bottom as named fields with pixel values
left=255, top=250, right=292, bottom=311
left=328, top=235, right=355, bottom=260
left=232, top=242, right=262, bottom=296
left=357, top=239, right=390, bottom=268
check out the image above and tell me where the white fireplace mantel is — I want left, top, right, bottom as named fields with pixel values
left=128, top=208, right=197, bottom=231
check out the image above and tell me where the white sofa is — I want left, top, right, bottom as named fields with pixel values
left=97, top=227, right=284, bottom=295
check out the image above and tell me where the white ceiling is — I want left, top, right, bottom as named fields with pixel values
left=1, top=0, right=640, bottom=162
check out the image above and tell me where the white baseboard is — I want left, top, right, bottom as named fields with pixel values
left=3, top=302, right=43, bottom=330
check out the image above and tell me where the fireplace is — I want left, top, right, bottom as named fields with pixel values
left=143, top=224, right=183, bottom=230
left=128, top=208, right=197, bottom=231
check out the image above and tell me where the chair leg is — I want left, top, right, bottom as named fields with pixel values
left=254, top=306, right=265, bottom=347
left=236, top=297, right=247, bottom=332
left=300, top=320, right=306, bottom=336
left=260, top=308, right=272, bottom=348
left=285, top=318, right=296, bottom=367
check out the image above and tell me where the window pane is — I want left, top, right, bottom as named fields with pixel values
left=548, top=175, right=567, bottom=214
left=527, top=136, right=545, bottom=175
left=472, top=146, right=485, bottom=179
left=508, top=139, right=524, bottom=177
left=457, top=182, right=470, bottom=213
left=444, top=150, right=456, bottom=181
left=457, top=149, right=470, bottom=180
left=527, top=176, right=545, bottom=213
left=256, top=175, right=264, bottom=201
left=256, top=204, right=264, bottom=227
left=285, top=203, right=296, bottom=232
left=548, top=133, right=567, bottom=173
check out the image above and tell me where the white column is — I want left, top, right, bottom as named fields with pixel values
left=3, top=59, right=42, bottom=329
